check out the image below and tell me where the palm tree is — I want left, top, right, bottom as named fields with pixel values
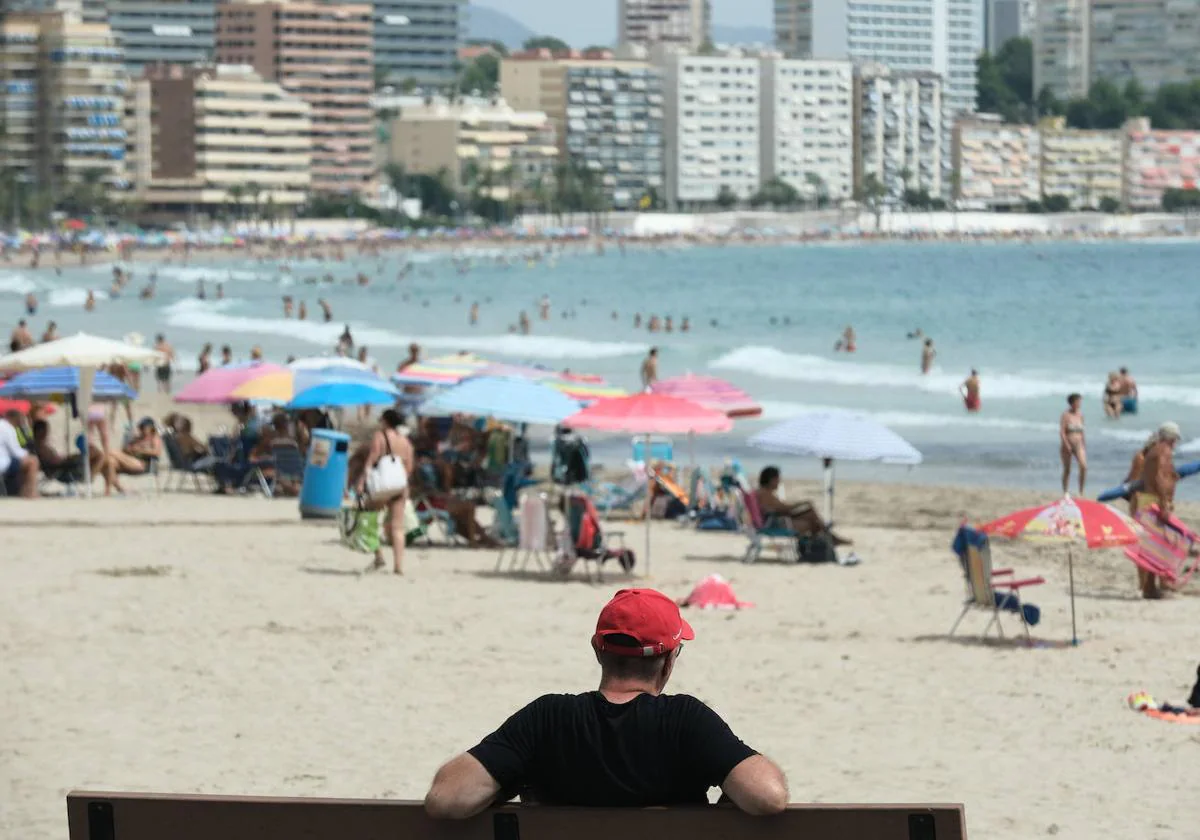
left=898, top=166, right=913, bottom=210
left=226, top=184, right=244, bottom=223
left=858, top=173, right=886, bottom=230
left=803, top=172, right=827, bottom=209
left=245, top=182, right=262, bottom=229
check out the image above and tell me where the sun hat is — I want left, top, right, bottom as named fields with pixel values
left=1159, top=421, right=1182, bottom=441
left=592, top=588, right=694, bottom=658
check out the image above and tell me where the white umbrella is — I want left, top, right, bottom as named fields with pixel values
left=0, top=333, right=164, bottom=496
left=748, top=410, right=922, bottom=523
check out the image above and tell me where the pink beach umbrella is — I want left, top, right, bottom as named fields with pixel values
left=174, top=362, right=286, bottom=404
left=563, top=393, right=732, bottom=574
left=651, top=373, right=761, bottom=418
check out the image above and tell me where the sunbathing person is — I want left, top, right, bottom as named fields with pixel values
left=754, top=466, right=851, bottom=546
left=107, top=418, right=162, bottom=478
left=31, top=419, right=121, bottom=494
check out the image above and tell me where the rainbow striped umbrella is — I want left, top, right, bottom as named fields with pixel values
left=651, top=373, right=761, bottom=418
left=392, top=352, right=490, bottom=386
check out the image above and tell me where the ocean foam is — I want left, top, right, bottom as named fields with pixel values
left=47, top=287, right=92, bottom=308
left=161, top=298, right=647, bottom=360
left=712, top=345, right=1200, bottom=405
left=0, top=272, right=37, bottom=295
left=758, top=399, right=1058, bottom=432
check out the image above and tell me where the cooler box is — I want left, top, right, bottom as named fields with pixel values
left=300, top=429, right=350, bottom=519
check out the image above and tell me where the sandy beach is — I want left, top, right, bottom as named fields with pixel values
left=3, top=463, right=1197, bottom=840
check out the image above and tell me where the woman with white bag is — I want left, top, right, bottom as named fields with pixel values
left=357, top=409, right=415, bottom=574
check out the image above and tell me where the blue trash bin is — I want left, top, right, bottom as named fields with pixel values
left=300, top=429, right=350, bottom=519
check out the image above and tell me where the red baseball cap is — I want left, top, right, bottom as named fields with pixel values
left=592, top=588, right=695, bottom=657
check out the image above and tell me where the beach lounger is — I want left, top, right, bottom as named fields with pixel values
left=1125, top=506, right=1200, bottom=590
left=66, top=791, right=967, bottom=840
left=949, top=526, right=1044, bottom=640
left=269, top=443, right=305, bottom=496
left=736, top=487, right=799, bottom=564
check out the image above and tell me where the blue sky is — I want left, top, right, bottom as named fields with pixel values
left=481, top=0, right=771, bottom=45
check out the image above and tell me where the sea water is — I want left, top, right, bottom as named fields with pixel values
left=6, top=238, right=1200, bottom=496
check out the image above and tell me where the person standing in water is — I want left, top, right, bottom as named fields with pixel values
left=469, top=301, right=479, bottom=326
left=1060, top=393, right=1087, bottom=495
left=960, top=369, right=981, bottom=413
left=1118, top=366, right=1139, bottom=415
left=835, top=325, right=856, bottom=353
left=920, top=338, right=936, bottom=374
left=640, top=347, right=659, bottom=390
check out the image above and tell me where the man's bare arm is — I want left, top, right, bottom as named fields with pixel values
left=720, top=754, right=789, bottom=816
left=424, top=753, right=502, bottom=819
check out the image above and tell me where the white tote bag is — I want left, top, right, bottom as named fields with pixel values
left=366, top=432, right=408, bottom=503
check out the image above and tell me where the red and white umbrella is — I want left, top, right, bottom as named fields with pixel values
left=651, top=373, right=761, bottom=418
left=978, top=495, right=1140, bottom=645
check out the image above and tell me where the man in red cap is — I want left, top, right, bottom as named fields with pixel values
left=425, top=588, right=788, bottom=818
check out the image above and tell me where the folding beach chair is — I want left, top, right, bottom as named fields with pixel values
left=162, top=432, right=213, bottom=493
left=587, top=472, right=648, bottom=519
left=1125, top=506, right=1200, bottom=590
left=555, top=491, right=633, bottom=582
left=736, top=486, right=799, bottom=564
left=949, top=525, right=1044, bottom=640
left=496, top=491, right=555, bottom=573
left=270, top=443, right=305, bottom=496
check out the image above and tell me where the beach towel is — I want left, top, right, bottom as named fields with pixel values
left=679, top=574, right=754, bottom=609
left=518, top=492, right=549, bottom=552
left=1127, top=691, right=1200, bottom=724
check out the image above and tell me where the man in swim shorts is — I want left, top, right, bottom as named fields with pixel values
left=1118, top=367, right=1138, bottom=414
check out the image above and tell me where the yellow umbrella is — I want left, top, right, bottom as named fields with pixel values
left=230, top=371, right=298, bottom=403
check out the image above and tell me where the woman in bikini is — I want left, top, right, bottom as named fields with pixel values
left=1060, top=393, right=1087, bottom=495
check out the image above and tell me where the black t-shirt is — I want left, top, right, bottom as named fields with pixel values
left=467, top=691, right=757, bottom=807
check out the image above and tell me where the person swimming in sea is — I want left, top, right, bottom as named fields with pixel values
left=834, top=325, right=856, bottom=353
left=469, top=302, right=479, bottom=326
left=907, top=327, right=924, bottom=339
left=960, top=369, right=981, bottom=413
left=24, top=292, right=37, bottom=316
left=283, top=296, right=294, bottom=318
left=920, top=338, right=936, bottom=374
left=633, top=313, right=642, bottom=329
left=216, top=283, right=224, bottom=300
left=297, top=300, right=307, bottom=321
left=518, top=311, right=531, bottom=335
left=84, top=290, right=95, bottom=312
left=197, top=280, right=206, bottom=300
left=318, top=298, right=332, bottom=322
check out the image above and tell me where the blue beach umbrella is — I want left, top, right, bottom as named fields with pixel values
left=287, top=380, right=399, bottom=409
left=419, top=376, right=583, bottom=426
left=0, top=366, right=135, bottom=402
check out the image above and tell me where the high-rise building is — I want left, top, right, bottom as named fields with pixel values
left=501, top=52, right=665, bottom=210
left=215, top=1, right=374, bottom=196
left=984, top=0, right=1022, bottom=53
left=1090, top=0, right=1200, bottom=93
left=126, top=63, right=312, bottom=219
left=1122, top=117, right=1200, bottom=208
left=81, top=0, right=215, bottom=74
left=373, top=0, right=465, bottom=87
left=619, top=0, right=709, bottom=51
left=384, top=102, right=558, bottom=203
left=1037, top=116, right=1122, bottom=208
left=0, top=14, right=42, bottom=181
left=772, top=0, right=983, bottom=120
left=761, top=57, right=854, bottom=203
left=952, top=114, right=1040, bottom=208
left=1032, top=0, right=1089, bottom=100
left=855, top=64, right=943, bottom=200
left=658, top=52, right=760, bottom=207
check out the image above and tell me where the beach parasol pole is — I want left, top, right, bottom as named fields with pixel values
left=823, top=457, right=834, bottom=524
left=1068, top=544, right=1078, bottom=646
left=644, top=434, right=652, bottom=577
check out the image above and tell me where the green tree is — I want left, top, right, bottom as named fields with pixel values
left=750, top=176, right=800, bottom=208
left=399, top=77, right=419, bottom=94
left=714, top=184, right=737, bottom=209
left=1042, top=193, right=1071, bottom=212
left=1162, top=187, right=1200, bottom=212
left=1098, top=196, right=1121, bottom=214
left=803, top=172, right=828, bottom=208
left=975, top=37, right=1033, bottom=121
left=856, top=173, right=886, bottom=229
left=458, top=53, right=499, bottom=95
left=226, top=184, right=244, bottom=221
left=522, top=36, right=570, bottom=52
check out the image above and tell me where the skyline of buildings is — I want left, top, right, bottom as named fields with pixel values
left=80, top=0, right=216, bottom=75
left=371, top=0, right=464, bottom=86
left=214, top=0, right=375, bottom=197
left=618, top=0, right=709, bottom=52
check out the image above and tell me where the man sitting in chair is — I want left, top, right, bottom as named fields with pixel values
left=754, top=466, right=851, bottom=546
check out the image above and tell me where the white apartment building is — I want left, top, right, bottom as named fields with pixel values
left=619, top=0, right=708, bottom=51
left=856, top=65, right=944, bottom=199
left=774, top=0, right=983, bottom=121
left=658, top=52, right=761, bottom=207
left=1033, top=0, right=1089, bottom=101
left=761, top=57, right=854, bottom=203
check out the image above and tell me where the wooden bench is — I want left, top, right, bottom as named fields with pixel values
left=68, top=791, right=966, bottom=840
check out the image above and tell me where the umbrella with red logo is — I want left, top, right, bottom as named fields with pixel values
left=978, top=495, right=1140, bottom=645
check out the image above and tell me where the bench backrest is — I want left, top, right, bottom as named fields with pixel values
left=67, top=792, right=965, bottom=840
